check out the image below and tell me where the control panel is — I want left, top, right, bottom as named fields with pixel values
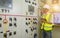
left=0, top=0, right=39, bottom=38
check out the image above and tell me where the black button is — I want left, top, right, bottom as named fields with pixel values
left=26, top=18, right=27, bottom=20
left=9, top=23, right=12, bottom=26
left=4, top=33, right=7, bottom=38
left=0, top=18, right=2, bottom=20
left=14, top=18, right=17, bottom=21
left=14, top=31, right=16, bottom=35
left=0, top=24, right=2, bottom=27
left=33, top=18, right=37, bottom=20
left=26, top=22, right=28, bottom=25
left=0, top=32, right=3, bottom=33
left=29, top=18, right=31, bottom=20
left=29, top=1, right=31, bottom=3
left=33, top=22, right=37, bottom=24
left=5, top=9, right=7, bottom=12
left=32, top=2, right=34, bottom=4
left=9, top=32, right=12, bottom=36
left=14, top=23, right=17, bottom=27
left=9, top=18, right=12, bottom=21
left=1, top=9, right=4, bottom=12
left=25, top=29, right=28, bottom=33
left=31, top=28, right=33, bottom=31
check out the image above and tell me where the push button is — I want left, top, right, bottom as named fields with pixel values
left=14, top=31, right=16, bottom=35
left=9, top=32, right=12, bottom=36
left=9, top=23, right=12, bottom=26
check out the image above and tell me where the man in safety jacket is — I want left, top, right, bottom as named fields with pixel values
left=41, top=4, right=53, bottom=38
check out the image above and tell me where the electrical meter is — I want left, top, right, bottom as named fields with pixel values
left=0, top=0, right=12, bottom=8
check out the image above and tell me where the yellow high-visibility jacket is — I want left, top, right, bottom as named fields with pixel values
left=41, top=12, right=53, bottom=31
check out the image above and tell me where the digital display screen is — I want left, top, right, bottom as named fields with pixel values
left=0, top=0, right=12, bottom=8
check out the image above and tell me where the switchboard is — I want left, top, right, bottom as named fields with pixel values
left=0, top=0, right=39, bottom=38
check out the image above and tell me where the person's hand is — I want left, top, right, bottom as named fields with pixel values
left=47, top=22, right=52, bottom=24
left=41, top=18, right=46, bottom=23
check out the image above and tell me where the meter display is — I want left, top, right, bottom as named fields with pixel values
left=28, top=5, right=34, bottom=12
left=0, top=0, right=12, bottom=8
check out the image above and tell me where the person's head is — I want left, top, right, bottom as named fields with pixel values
left=42, top=8, right=49, bottom=13
left=42, top=4, right=50, bottom=14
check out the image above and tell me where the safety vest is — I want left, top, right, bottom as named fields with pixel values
left=41, top=12, right=53, bottom=31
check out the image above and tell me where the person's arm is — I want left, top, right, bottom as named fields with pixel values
left=40, top=18, right=47, bottom=23
left=46, top=21, right=52, bottom=24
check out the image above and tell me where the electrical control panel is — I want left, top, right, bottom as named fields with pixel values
left=0, top=0, right=39, bottom=38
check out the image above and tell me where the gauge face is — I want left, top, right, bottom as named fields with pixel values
left=28, top=5, right=34, bottom=12
left=0, top=0, right=12, bottom=8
